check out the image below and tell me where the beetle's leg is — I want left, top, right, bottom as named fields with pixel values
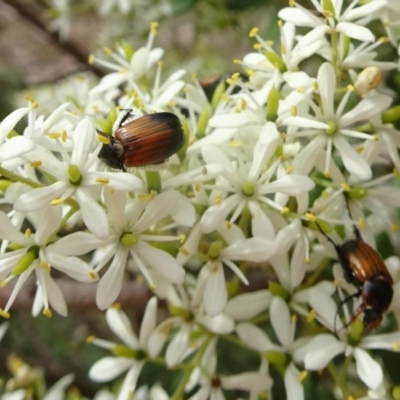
left=334, top=289, right=362, bottom=335
left=118, top=109, right=135, bottom=127
left=343, top=195, right=363, bottom=241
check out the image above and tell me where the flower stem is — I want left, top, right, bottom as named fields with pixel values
left=0, top=166, right=44, bottom=188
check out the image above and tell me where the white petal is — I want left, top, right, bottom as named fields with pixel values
left=270, top=297, right=291, bottom=348
left=0, top=108, right=29, bottom=142
left=147, top=317, right=179, bottom=358
left=50, top=232, right=105, bottom=256
left=89, top=72, right=128, bottom=96
left=353, top=348, right=383, bottom=390
left=200, top=195, right=240, bottom=234
left=88, top=357, right=133, bottom=382
left=203, top=264, right=227, bottom=316
left=135, top=191, right=180, bottom=232
left=14, top=182, right=68, bottom=212
left=166, top=323, right=191, bottom=367
left=278, top=7, right=321, bottom=27
left=196, top=313, right=235, bottom=335
left=333, top=136, right=372, bottom=181
left=47, top=253, right=98, bottom=282
left=117, top=362, right=144, bottom=400
left=84, top=171, right=145, bottom=192
left=35, top=206, right=62, bottom=244
left=71, top=119, right=96, bottom=167
left=248, top=201, right=276, bottom=240
left=225, top=290, right=271, bottom=321
left=209, top=113, right=261, bottom=128
left=284, top=363, right=304, bottom=400
left=170, top=194, right=196, bottom=227
left=76, top=187, right=110, bottom=240
left=139, top=297, right=158, bottom=350
left=221, top=371, right=272, bottom=392
left=318, top=63, right=336, bottom=118
left=263, top=174, right=315, bottom=195
left=336, top=22, right=375, bottom=42
left=303, top=334, right=345, bottom=369
left=96, top=247, right=128, bottom=310
left=222, top=237, right=277, bottom=263
left=0, top=211, right=31, bottom=245
left=106, top=306, right=139, bottom=348
left=0, top=136, right=35, bottom=163
left=41, top=102, right=71, bottom=134
left=236, top=323, right=280, bottom=352
left=135, top=240, right=185, bottom=284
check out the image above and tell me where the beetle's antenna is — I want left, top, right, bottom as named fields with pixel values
left=315, top=221, right=341, bottom=253
left=344, top=195, right=362, bottom=241
left=118, top=109, right=135, bottom=127
left=334, top=290, right=362, bottom=335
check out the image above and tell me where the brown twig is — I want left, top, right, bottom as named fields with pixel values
left=2, top=0, right=105, bottom=79
left=0, top=279, right=152, bottom=313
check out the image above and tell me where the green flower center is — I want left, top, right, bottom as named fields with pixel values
left=242, top=181, right=255, bottom=196
left=120, top=232, right=138, bottom=247
left=325, top=121, right=337, bottom=136
left=68, top=164, right=83, bottom=186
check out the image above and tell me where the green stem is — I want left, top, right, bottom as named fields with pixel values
left=170, top=334, right=214, bottom=400
left=327, top=362, right=349, bottom=398
left=300, top=257, right=331, bottom=289
left=0, top=166, right=44, bottom=188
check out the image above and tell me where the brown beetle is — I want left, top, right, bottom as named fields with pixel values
left=98, top=111, right=185, bottom=171
left=317, top=222, right=393, bottom=330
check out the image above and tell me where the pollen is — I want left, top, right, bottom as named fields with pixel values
left=229, top=140, right=242, bottom=147
left=202, top=166, right=208, bottom=175
left=346, top=85, right=354, bottom=92
left=291, top=106, right=297, bottom=116
left=233, top=59, right=241, bottom=64
left=323, top=170, right=330, bottom=178
left=88, top=54, right=95, bottom=64
left=286, top=165, right=294, bottom=174
left=249, top=27, right=259, bottom=38
left=194, top=182, right=201, bottom=192
left=150, top=21, right=159, bottom=35
left=111, top=303, right=121, bottom=309
left=89, top=271, right=98, bottom=280
left=225, top=221, right=232, bottom=229
left=150, top=283, right=157, bottom=291
left=391, top=224, right=398, bottom=231
left=48, top=132, right=61, bottom=139
left=25, top=228, right=32, bottom=237
left=305, top=212, right=316, bottom=221
left=298, top=370, right=308, bottom=382
left=393, top=168, right=399, bottom=177
left=393, top=341, right=399, bottom=351
left=95, top=177, right=110, bottom=185
left=40, top=260, right=51, bottom=272
left=340, top=183, right=351, bottom=192
left=51, top=198, right=63, bottom=206
left=179, top=234, right=186, bottom=243
left=291, top=314, right=297, bottom=323
left=43, top=308, right=52, bottom=318
left=0, top=309, right=10, bottom=319
left=307, top=309, right=316, bottom=322
left=30, top=160, right=42, bottom=168
left=86, top=335, right=95, bottom=343
left=280, top=207, right=289, bottom=215
left=213, top=196, right=223, bottom=205
left=103, top=47, right=113, bottom=55
left=179, top=247, right=190, bottom=256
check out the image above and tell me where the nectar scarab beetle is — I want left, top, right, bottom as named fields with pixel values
left=98, top=111, right=185, bottom=171
left=316, top=220, right=393, bottom=331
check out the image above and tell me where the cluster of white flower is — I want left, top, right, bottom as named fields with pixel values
left=2, top=0, right=400, bottom=399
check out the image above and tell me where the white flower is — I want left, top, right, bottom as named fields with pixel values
left=200, top=122, right=315, bottom=234
left=14, top=118, right=144, bottom=239
left=51, top=190, right=185, bottom=309
left=289, top=62, right=392, bottom=181
left=0, top=209, right=98, bottom=317
left=237, top=297, right=307, bottom=400
left=89, top=299, right=158, bottom=400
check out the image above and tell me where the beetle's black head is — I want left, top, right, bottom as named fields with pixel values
left=362, top=278, right=393, bottom=328
left=98, top=137, right=126, bottom=171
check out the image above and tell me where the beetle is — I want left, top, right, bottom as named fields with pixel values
left=98, top=111, right=185, bottom=171
left=316, top=221, right=393, bottom=330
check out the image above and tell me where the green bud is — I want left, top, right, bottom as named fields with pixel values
left=265, top=52, right=286, bottom=73
left=169, top=306, right=193, bottom=322
left=311, top=219, right=334, bottom=234
left=349, top=318, right=364, bottom=345
left=112, top=344, right=139, bottom=358
left=145, top=171, right=161, bottom=193
left=208, top=240, right=222, bottom=259
left=68, top=164, right=82, bottom=186
left=120, top=232, right=138, bottom=247
left=211, top=79, right=226, bottom=109
left=196, top=108, right=210, bottom=139
left=265, top=350, right=288, bottom=367
left=242, top=181, right=255, bottom=196
left=382, top=105, right=400, bottom=124
left=322, top=0, right=335, bottom=14
left=269, top=282, right=289, bottom=300
left=267, top=85, right=280, bottom=122
left=12, top=246, right=39, bottom=276
left=0, top=179, right=12, bottom=192
left=348, top=186, right=368, bottom=200
left=325, top=121, right=337, bottom=135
